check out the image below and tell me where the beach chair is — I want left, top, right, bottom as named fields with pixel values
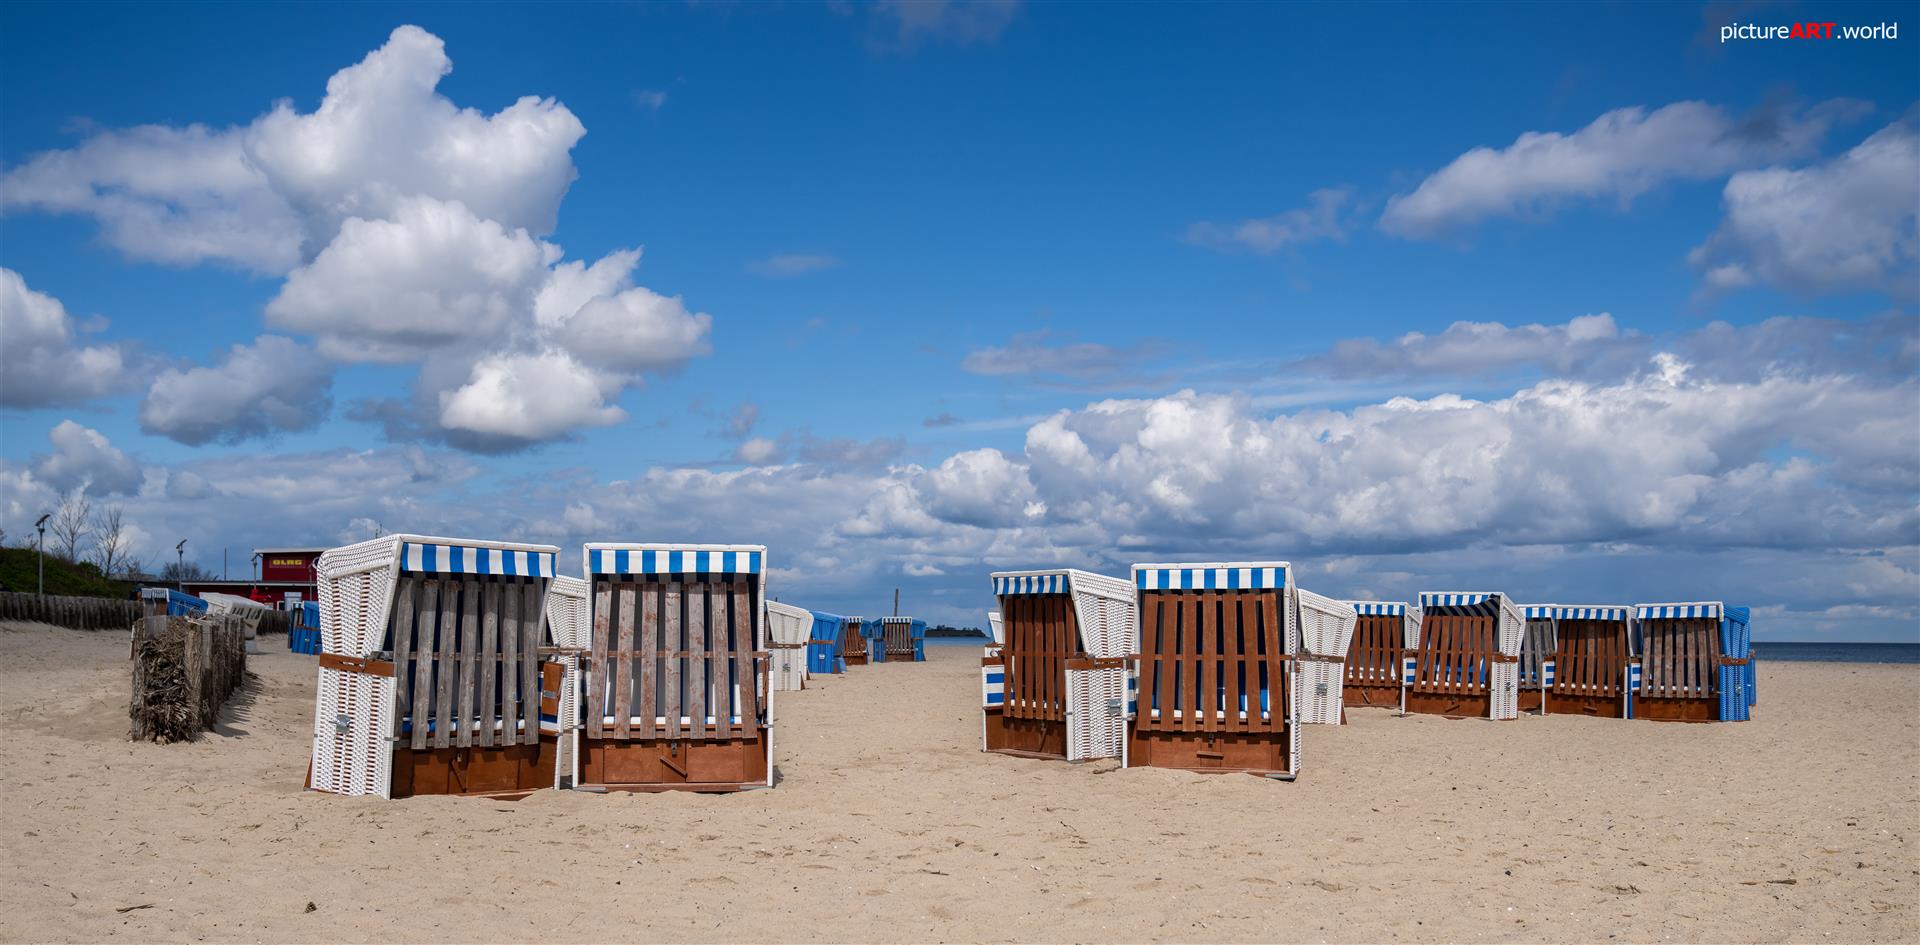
left=1406, top=592, right=1524, bottom=720
left=876, top=616, right=925, bottom=662
left=1127, top=563, right=1299, bottom=778
left=307, top=534, right=563, bottom=799
left=765, top=600, right=812, bottom=691
left=1341, top=601, right=1419, bottom=710
left=578, top=544, right=773, bottom=791
left=1526, top=605, right=1634, bottom=718
left=984, top=569, right=1136, bottom=762
left=1632, top=601, right=1752, bottom=722
left=807, top=611, right=848, bottom=674
left=1294, top=589, right=1359, bottom=725
left=841, top=614, right=871, bottom=666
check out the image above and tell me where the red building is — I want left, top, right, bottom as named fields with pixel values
left=179, top=547, right=326, bottom=606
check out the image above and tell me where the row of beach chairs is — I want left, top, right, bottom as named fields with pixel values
left=982, top=565, right=1756, bottom=780
left=305, top=534, right=924, bottom=799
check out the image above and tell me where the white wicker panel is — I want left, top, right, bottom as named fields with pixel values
left=1296, top=588, right=1357, bottom=657
left=1495, top=595, right=1525, bottom=657
left=311, top=667, right=395, bottom=798
left=1404, top=607, right=1423, bottom=649
left=1288, top=663, right=1302, bottom=776
left=1065, top=570, right=1137, bottom=659
left=1297, top=660, right=1346, bottom=725
left=1489, top=661, right=1519, bottom=720
left=554, top=652, right=579, bottom=789
left=765, top=600, right=812, bottom=646
left=987, top=611, right=1004, bottom=645
left=545, top=575, right=590, bottom=649
left=1066, top=666, right=1127, bottom=762
left=770, top=645, right=807, bottom=692
left=310, top=553, right=399, bottom=798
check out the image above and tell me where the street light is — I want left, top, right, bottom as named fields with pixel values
left=175, top=539, right=187, bottom=583
left=34, top=513, right=50, bottom=596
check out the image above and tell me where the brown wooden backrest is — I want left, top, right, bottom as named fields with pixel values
left=387, top=575, right=545, bottom=750
left=1551, top=619, right=1629, bottom=697
left=1411, top=612, right=1495, bottom=695
left=1136, top=590, right=1287, bottom=734
left=1345, top=613, right=1403, bottom=685
left=1639, top=617, right=1719, bottom=699
left=840, top=619, right=866, bottom=659
left=883, top=620, right=914, bottom=656
left=586, top=577, right=764, bottom=742
left=999, top=593, right=1081, bottom=721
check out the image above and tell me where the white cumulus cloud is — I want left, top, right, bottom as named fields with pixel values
left=1381, top=99, right=1865, bottom=239
left=1690, top=114, right=1919, bottom=299
left=0, top=268, right=135, bottom=408
left=31, top=421, right=142, bottom=496
left=139, top=335, right=333, bottom=446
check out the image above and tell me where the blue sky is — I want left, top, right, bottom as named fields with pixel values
left=1, top=1, right=1915, bottom=640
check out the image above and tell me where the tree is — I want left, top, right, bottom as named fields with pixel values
left=91, top=505, right=132, bottom=578
left=49, top=491, right=91, bottom=562
left=162, top=560, right=214, bottom=582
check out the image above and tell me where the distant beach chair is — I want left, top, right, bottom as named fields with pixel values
left=1294, top=589, right=1359, bottom=725
left=765, top=600, right=812, bottom=691
left=1127, top=563, right=1299, bottom=778
left=576, top=543, right=773, bottom=791
left=1518, top=607, right=1556, bottom=713
left=876, top=616, right=926, bottom=662
left=1525, top=605, right=1634, bottom=718
left=307, top=534, right=563, bottom=799
left=983, top=569, right=1136, bottom=762
left=1631, top=601, right=1752, bottom=722
left=1341, top=601, right=1420, bottom=711
left=1406, top=592, right=1524, bottom=720
left=806, top=611, right=848, bottom=675
left=841, top=614, right=871, bottom=666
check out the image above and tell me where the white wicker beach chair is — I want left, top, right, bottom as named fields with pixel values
left=765, top=600, right=812, bottom=693
left=309, top=534, right=561, bottom=799
left=1294, top=588, right=1358, bottom=725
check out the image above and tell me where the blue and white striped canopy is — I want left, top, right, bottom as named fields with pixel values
left=1637, top=602, right=1723, bottom=620
left=992, top=572, right=1069, bottom=595
left=1346, top=601, right=1408, bottom=616
left=587, top=545, right=764, bottom=576
left=1526, top=605, right=1631, bottom=621
left=402, top=541, right=557, bottom=578
left=1134, top=563, right=1289, bottom=591
left=1420, top=592, right=1500, bottom=608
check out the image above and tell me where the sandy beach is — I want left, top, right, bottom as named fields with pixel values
left=0, top=624, right=1913, bottom=944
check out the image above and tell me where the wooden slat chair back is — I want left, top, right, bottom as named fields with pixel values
left=1344, top=612, right=1405, bottom=706
left=388, top=575, right=546, bottom=751
left=881, top=618, right=915, bottom=660
left=840, top=616, right=869, bottom=665
left=577, top=544, right=773, bottom=791
left=1002, top=592, right=1081, bottom=722
left=1128, top=563, right=1298, bottom=778
left=586, top=578, right=761, bottom=742
left=1512, top=610, right=1635, bottom=718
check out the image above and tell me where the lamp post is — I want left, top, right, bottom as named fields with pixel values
left=34, top=513, right=50, bottom=596
left=175, top=539, right=187, bottom=583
